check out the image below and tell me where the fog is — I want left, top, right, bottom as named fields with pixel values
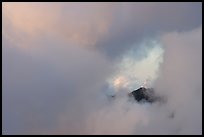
left=2, top=2, right=202, bottom=135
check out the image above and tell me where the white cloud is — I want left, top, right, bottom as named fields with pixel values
left=107, top=40, right=164, bottom=93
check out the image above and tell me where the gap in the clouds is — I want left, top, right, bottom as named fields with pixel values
left=105, top=39, right=164, bottom=98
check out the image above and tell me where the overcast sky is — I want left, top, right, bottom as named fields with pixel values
left=2, top=2, right=202, bottom=135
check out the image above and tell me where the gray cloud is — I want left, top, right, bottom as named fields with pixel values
left=82, top=26, right=202, bottom=135
left=2, top=35, right=113, bottom=134
left=2, top=2, right=202, bottom=135
left=96, top=2, right=202, bottom=59
left=153, top=26, right=202, bottom=134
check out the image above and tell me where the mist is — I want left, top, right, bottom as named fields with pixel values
left=2, top=2, right=202, bottom=135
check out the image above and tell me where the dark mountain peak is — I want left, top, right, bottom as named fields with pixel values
left=128, top=87, right=159, bottom=103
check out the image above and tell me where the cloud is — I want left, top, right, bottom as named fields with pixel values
left=106, top=40, right=164, bottom=92
left=153, top=26, right=202, bottom=134
left=81, top=25, right=202, bottom=135
left=3, top=2, right=201, bottom=57
left=2, top=35, right=113, bottom=134
left=2, top=2, right=113, bottom=49
left=96, top=2, right=202, bottom=58
left=93, top=26, right=201, bottom=135
left=2, top=2, right=202, bottom=135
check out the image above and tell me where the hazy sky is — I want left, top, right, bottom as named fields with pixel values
left=2, top=2, right=202, bottom=135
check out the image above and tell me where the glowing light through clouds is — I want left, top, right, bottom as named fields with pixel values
left=107, top=40, right=164, bottom=94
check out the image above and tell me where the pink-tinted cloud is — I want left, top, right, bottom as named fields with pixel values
left=2, top=2, right=202, bottom=135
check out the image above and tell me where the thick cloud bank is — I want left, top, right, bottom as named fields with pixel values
left=2, top=2, right=202, bottom=135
